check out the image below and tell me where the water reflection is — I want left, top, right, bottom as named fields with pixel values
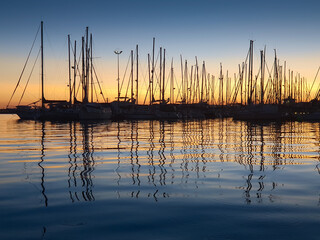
left=37, top=120, right=97, bottom=203
left=116, top=121, right=121, bottom=198
left=68, top=122, right=95, bottom=202
left=13, top=119, right=320, bottom=204
left=39, top=121, right=48, bottom=207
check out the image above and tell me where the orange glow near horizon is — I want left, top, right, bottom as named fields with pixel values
left=1, top=53, right=320, bottom=108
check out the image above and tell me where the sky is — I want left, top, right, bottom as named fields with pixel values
left=1, top=0, right=320, bottom=107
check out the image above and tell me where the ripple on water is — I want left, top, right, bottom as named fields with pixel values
left=0, top=115, right=319, bottom=240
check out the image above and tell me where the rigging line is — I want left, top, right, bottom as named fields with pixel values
left=249, top=65, right=262, bottom=101
left=93, top=79, right=99, bottom=102
left=18, top=48, right=41, bottom=105
left=264, top=62, right=273, bottom=93
left=138, top=56, right=149, bottom=89
left=91, top=65, right=106, bottom=95
left=120, top=54, right=131, bottom=96
left=211, top=76, right=217, bottom=105
left=70, top=44, right=77, bottom=99
left=307, top=66, right=320, bottom=100
left=76, top=78, right=82, bottom=101
left=7, top=24, right=40, bottom=108
left=163, top=69, right=171, bottom=98
left=92, top=65, right=107, bottom=102
left=229, top=48, right=250, bottom=105
left=27, top=99, right=41, bottom=106
left=265, top=76, right=275, bottom=103
left=231, top=71, right=243, bottom=104
left=143, top=84, right=150, bottom=105
left=75, top=51, right=83, bottom=100
left=153, top=50, right=160, bottom=89
left=232, top=62, right=246, bottom=104
left=153, top=71, right=160, bottom=98
left=229, top=76, right=238, bottom=104
left=174, top=72, right=182, bottom=102
left=124, top=67, right=131, bottom=100
left=265, top=62, right=273, bottom=79
left=124, top=52, right=135, bottom=101
left=144, top=54, right=151, bottom=105
left=125, top=51, right=136, bottom=101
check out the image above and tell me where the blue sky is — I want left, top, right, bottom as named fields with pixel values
left=1, top=0, right=320, bottom=106
left=2, top=0, right=320, bottom=58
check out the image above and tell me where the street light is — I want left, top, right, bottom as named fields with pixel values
left=114, top=50, right=122, bottom=102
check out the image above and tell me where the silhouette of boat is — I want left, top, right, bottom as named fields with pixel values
left=12, top=22, right=112, bottom=121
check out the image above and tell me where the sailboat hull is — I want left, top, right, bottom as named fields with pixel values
left=16, top=104, right=113, bottom=121
left=78, top=103, right=112, bottom=120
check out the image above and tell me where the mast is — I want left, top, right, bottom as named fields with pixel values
left=260, top=49, right=265, bottom=104
left=226, top=70, right=229, bottom=105
left=195, top=57, right=199, bottom=103
left=73, top=40, right=77, bottom=104
left=193, top=63, right=197, bottom=103
left=131, top=50, right=134, bottom=103
left=240, top=63, right=244, bottom=105
left=84, top=27, right=89, bottom=103
left=219, top=63, right=223, bottom=105
left=114, top=50, right=122, bottom=102
left=233, top=73, right=236, bottom=104
left=148, top=54, right=151, bottom=105
left=180, top=55, right=184, bottom=102
left=170, top=58, right=174, bottom=104
left=185, top=60, right=188, bottom=103
left=41, top=21, right=44, bottom=108
left=207, top=73, right=210, bottom=103
left=201, top=61, right=204, bottom=103
left=159, top=47, right=162, bottom=101
left=244, top=62, right=247, bottom=104
left=291, top=70, right=293, bottom=99
left=279, top=61, right=282, bottom=104
left=212, top=75, right=215, bottom=105
left=289, top=69, right=292, bottom=99
left=68, top=35, right=72, bottom=105
left=190, top=66, right=193, bottom=104
left=81, top=37, right=85, bottom=102
left=136, top=45, right=138, bottom=104
left=151, top=37, right=155, bottom=104
left=274, top=49, right=279, bottom=104
left=284, top=61, right=286, bottom=99
left=162, top=49, right=166, bottom=103
left=90, top=33, right=93, bottom=103
left=248, top=40, right=253, bottom=105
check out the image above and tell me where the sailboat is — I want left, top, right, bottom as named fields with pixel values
left=13, top=22, right=112, bottom=121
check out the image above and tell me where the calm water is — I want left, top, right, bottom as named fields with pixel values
left=0, top=114, right=319, bottom=240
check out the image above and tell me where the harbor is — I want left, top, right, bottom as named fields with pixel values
left=1, top=1, right=320, bottom=240
left=4, top=22, right=320, bottom=122
left=0, top=114, right=319, bottom=239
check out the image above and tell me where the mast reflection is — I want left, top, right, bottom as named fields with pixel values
left=67, top=122, right=95, bottom=202
left=39, top=121, right=48, bottom=207
left=116, top=121, right=121, bottom=198
left=158, top=121, right=167, bottom=186
left=31, top=119, right=320, bottom=203
left=169, top=121, right=175, bottom=185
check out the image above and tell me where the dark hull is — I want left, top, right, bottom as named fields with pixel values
left=232, top=105, right=283, bottom=121
left=16, top=104, right=112, bottom=121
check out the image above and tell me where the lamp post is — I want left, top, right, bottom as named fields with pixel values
left=114, top=50, right=122, bottom=102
